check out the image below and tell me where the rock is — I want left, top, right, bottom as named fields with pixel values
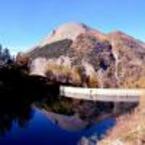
left=25, top=22, right=145, bottom=88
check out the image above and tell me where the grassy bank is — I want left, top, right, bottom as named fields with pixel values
left=98, top=96, right=145, bottom=145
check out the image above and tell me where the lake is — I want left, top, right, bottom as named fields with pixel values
left=0, top=71, right=116, bottom=145
left=0, top=107, right=115, bottom=145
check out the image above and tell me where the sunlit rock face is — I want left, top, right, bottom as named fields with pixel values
left=30, top=57, right=48, bottom=76
left=27, top=22, right=145, bottom=88
left=108, top=31, right=145, bottom=88
left=39, top=22, right=106, bottom=47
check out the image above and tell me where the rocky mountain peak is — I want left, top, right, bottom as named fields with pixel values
left=39, top=22, right=88, bottom=46
left=39, top=22, right=106, bottom=47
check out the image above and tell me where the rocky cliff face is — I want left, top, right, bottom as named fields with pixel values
left=23, top=22, right=145, bottom=88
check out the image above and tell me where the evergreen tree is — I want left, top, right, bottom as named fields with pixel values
left=0, top=45, right=2, bottom=59
left=0, top=44, right=13, bottom=65
left=3, top=48, right=11, bottom=63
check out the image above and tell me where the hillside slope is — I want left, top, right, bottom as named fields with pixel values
left=21, top=22, right=145, bottom=88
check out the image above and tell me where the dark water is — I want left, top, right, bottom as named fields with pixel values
left=0, top=107, right=115, bottom=145
left=0, top=69, right=116, bottom=145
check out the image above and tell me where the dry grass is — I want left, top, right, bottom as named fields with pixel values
left=121, top=76, right=145, bottom=88
left=98, top=96, right=145, bottom=145
left=46, top=63, right=82, bottom=85
left=46, top=63, right=100, bottom=87
left=88, top=73, right=99, bottom=87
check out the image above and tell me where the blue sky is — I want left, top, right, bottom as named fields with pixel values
left=0, top=0, right=145, bottom=54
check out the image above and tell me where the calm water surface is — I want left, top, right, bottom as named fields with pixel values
left=0, top=107, right=115, bottom=145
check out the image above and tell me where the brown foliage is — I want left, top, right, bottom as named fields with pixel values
left=16, top=53, right=29, bottom=66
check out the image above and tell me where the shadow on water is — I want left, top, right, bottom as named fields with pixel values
left=0, top=65, right=60, bottom=136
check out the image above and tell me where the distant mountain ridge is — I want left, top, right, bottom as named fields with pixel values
left=21, top=22, right=145, bottom=88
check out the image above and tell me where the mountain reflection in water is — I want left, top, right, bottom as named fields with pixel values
left=0, top=87, right=116, bottom=145
left=0, top=67, right=116, bottom=145
left=0, top=107, right=115, bottom=145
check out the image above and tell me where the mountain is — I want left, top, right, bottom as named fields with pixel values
left=39, top=22, right=106, bottom=46
left=20, top=22, right=145, bottom=88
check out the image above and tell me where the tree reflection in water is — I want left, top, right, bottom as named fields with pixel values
left=0, top=99, right=33, bottom=136
left=0, top=65, right=60, bottom=136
